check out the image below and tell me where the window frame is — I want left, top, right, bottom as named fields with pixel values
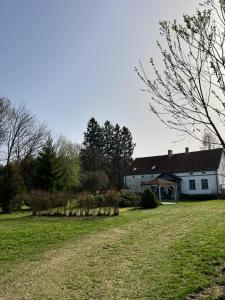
left=189, top=179, right=196, bottom=190
left=201, top=179, right=209, bottom=190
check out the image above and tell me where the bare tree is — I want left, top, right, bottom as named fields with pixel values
left=136, top=0, right=225, bottom=148
left=201, top=128, right=218, bottom=149
left=0, top=97, right=10, bottom=146
left=3, top=104, right=48, bottom=175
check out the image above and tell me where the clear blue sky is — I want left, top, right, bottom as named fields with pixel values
left=0, top=0, right=199, bottom=157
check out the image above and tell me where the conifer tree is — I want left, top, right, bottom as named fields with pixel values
left=35, top=138, right=63, bottom=191
left=80, top=118, right=104, bottom=171
left=110, top=125, right=135, bottom=189
left=102, top=120, right=114, bottom=172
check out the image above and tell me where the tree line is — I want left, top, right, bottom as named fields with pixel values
left=0, top=98, right=135, bottom=213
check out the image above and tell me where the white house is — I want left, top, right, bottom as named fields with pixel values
left=124, top=148, right=225, bottom=199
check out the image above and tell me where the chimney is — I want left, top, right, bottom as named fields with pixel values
left=168, top=149, right=173, bottom=157
left=185, top=147, right=189, bottom=154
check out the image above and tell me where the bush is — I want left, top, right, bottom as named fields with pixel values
left=141, top=189, right=160, bottom=209
left=105, top=190, right=120, bottom=215
left=26, top=190, right=69, bottom=215
left=120, top=190, right=141, bottom=208
left=26, top=189, right=120, bottom=217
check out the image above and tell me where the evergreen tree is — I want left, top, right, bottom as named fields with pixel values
left=80, top=118, right=135, bottom=190
left=110, top=124, right=123, bottom=189
left=35, top=138, right=63, bottom=191
left=120, top=126, right=135, bottom=170
left=80, top=118, right=104, bottom=171
left=20, top=155, right=38, bottom=191
left=102, top=120, right=114, bottom=172
left=0, top=163, right=26, bottom=213
left=111, top=125, right=135, bottom=189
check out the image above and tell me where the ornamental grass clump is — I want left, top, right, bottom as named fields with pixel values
left=26, top=189, right=120, bottom=217
left=26, top=190, right=69, bottom=215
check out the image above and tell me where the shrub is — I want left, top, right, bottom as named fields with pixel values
left=26, top=190, right=120, bottom=217
left=26, top=190, right=69, bottom=215
left=141, top=189, right=160, bottom=209
left=77, top=192, right=96, bottom=216
left=105, top=190, right=120, bottom=215
left=120, top=190, right=141, bottom=208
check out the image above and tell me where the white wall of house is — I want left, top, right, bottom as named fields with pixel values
left=217, top=151, right=225, bottom=193
left=124, top=170, right=219, bottom=195
left=177, top=171, right=218, bottom=194
left=124, top=173, right=160, bottom=193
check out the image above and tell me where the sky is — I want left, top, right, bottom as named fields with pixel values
left=0, top=0, right=200, bottom=158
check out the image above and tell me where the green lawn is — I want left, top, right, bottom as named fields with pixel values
left=1, top=201, right=225, bottom=299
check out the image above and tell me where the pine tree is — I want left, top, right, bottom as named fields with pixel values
left=110, top=125, right=135, bottom=189
left=0, top=163, right=26, bottom=213
left=110, top=124, right=123, bottom=189
left=102, top=120, right=114, bottom=172
left=80, top=118, right=104, bottom=171
left=35, top=138, right=63, bottom=191
left=120, top=126, right=135, bottom=178
left=120, top=126, right=135, bottom=169
left=80, top=118, right=135, bottom=190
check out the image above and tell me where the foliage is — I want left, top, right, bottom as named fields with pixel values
left=56, top=136, right=80, bottom=191
left=120, top=190, right=141, bottom=208
left=104, top=190, right=120, bottom=215
left=80, top=118, right=104, bottom=171
left=136, top=0, right=225, bottom=148
left=35, top=138, right=64, bottom=191
left=26, top=189, right=120, bottom=217
left=80, top=118, right=135, bottom=190
left=141, top=189, right=160, bottom=209
left=0, top=163, right=26, bottom=213
left=26, top=190, right=69, bottom=215
left=0, top=99, right=48, bottom=212
left=80, top=170, right=109, bottom=193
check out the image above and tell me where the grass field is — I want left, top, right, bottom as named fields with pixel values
left=1, top=201, right=225, bottom=299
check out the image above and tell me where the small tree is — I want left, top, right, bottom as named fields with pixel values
left=56, top=136, right=80, bottom=191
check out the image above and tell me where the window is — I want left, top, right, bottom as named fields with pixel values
left=189, top=180, right=196, bottom=190
left=201, top=179, right=208, bottom=190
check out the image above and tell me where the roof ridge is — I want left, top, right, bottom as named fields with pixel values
left=134, top=148, right=223, bottom=160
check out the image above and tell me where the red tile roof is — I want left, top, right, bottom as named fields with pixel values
left=127, top=148, right=223, bottom=175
